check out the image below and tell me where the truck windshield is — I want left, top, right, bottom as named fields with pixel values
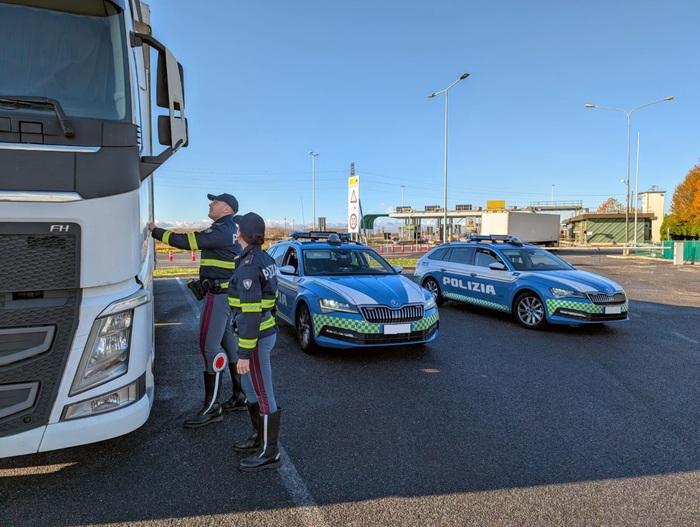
left=0, top=1, right=130, bottom=121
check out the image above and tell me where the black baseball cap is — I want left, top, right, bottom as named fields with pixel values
left=237, top=212, right=266, bottom=242
left=207, top=193, right=238, bottom=213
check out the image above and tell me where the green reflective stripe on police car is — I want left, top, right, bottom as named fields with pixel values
left=411, top=311, right=439, bottom=331
left=545, top=298, right=628, bottom=317
left=187, top=232, right=199, bottom=251
left=312, top=314, right=382, bottom=337
left=162, top=231, right=172, bottom=245
left=200, top=258, right=235, bottom=269
left=311, top=312, right=438, bottom=337
left=443, top=291, right=510, bottom=312
left=238, top=337, right=257, bottom=349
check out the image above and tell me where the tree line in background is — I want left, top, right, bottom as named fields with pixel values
left=662, top=162, right=700, bottom=240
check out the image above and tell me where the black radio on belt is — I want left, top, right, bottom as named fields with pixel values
left=187, top=278, right=213, bottom=301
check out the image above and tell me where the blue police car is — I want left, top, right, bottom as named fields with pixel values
left=266, top=232, right=439, bottom=352
left=413, top=235, right=628, bottom=330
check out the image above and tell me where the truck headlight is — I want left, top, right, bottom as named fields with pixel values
left=70, top=310, right=132, bottom=396
left=550, top=287, right=587, bottom=299
left=319, top=298, right=358, bottom=314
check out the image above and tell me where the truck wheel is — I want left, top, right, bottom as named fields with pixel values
left=423, top=277, right=444, bottom=306
left=514, top=292, right=547, bottom=330
left=296, top=303, right=319, bottom=353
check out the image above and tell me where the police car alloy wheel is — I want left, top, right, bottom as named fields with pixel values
left=514, top=292, right=547, bottom=330
left=295, top=303, right=319, bottom=354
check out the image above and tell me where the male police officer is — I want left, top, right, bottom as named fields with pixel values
left=149, top=193, right=246, bottom=428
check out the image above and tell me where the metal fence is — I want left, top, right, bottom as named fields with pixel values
left=634, top=241, right=699, bottom=263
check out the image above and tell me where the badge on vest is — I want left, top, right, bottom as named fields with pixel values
left=243, top=279, right=253, bottom=290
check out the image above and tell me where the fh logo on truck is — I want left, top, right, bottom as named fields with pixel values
left=443, top=276, right=496, bottom=295
left=50, top=224, right=70, bottom=233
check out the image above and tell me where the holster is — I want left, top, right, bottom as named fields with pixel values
left=187, top=278, right=212, bottom=301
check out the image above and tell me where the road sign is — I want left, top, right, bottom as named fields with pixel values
left=348, top=176, right=360, bottom=233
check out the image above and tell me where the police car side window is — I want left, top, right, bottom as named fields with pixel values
left=474, top=249, right=500, bottom=268
left=283, top=249, right=299, bottom=273
left=448, top=247, right=474, bottom=264
left=267, top=245, right=284, bottom=266
left=427, top=248, right=449, bottom=261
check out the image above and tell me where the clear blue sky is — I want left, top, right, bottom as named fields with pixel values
left=148, top=0, right=699, bottom=230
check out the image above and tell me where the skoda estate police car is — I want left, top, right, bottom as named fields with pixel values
left=267, top=232, right=439, bottom=353
left=413, top=235, right=628, bottom=330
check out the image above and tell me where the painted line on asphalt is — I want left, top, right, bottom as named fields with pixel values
left=175, top=278, right=327, bottom=525
left=671, top=331, right=699, bottom=345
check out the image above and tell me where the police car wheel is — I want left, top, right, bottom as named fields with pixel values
left=514, top=292, right=547, bottom=330
left=296, top=303, right=319, bottom=354
left=422, top=277, right=444, bottom=306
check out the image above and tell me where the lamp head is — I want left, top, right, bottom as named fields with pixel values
left=459, top=73, right=470, bottom=80
left=663, top=96, right=674, bottom=101
left=585, top=104, right=595, bottom=108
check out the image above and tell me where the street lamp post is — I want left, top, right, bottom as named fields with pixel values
left=401, top=185, right=405, bottom=207
left=308, top=151, right=319, bottom=230
left=428, top=72, right=469, bottom=243
left=585, top=96, right=673, bottom=248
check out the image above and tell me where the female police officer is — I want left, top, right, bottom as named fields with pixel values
left=227, top=212, right=281, bottom=472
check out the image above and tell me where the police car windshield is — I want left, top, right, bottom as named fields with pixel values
left=303, top=248, right=396, bottom=276
left=500, top=248, right=572, bottom=271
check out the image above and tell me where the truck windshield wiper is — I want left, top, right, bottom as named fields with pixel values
left=0, top=95, right=75, bottom=138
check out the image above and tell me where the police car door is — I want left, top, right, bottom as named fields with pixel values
left=468, top=248, right=512, bottom=309
left=274, top=247, right=300, bottom=324
left=436, top=246, right=475, bottom=300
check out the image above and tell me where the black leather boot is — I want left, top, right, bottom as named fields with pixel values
left=239, top=409, right=282, bottom=472
left=233, top=402, right=260, bottom=453
left=183, top=371, right=223, bottom=428
left=221, top=363, right=246, bottom=412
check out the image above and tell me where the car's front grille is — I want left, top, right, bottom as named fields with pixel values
left=588, top=292, right=626, bottom=305
left=360, top=304, right=424, bottom=324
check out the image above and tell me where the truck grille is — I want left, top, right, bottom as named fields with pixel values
left=588, top=292, right=626, bottom=305
left=0, top=222, right=81, bottom=438
left=0, top=223, right=80, bottom=291
left=360, top=304, right=424, bottom=324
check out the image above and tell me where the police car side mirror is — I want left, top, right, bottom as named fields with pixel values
left=280, top=265, right=296, bottom=275
left=489, top=262, right=507, bottom=271
left=392, top=265, right=404, bottom=274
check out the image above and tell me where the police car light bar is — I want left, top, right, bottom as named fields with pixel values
left=290, top=231, right=351, bottom=242
left=467, top=235, right=523, bottom=245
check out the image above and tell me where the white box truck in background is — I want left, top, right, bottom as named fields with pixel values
left=479, top=211, right=561, bottom=246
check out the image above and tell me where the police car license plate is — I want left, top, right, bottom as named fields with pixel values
left=384, top=323, right=411, bottom=335
left=605, top=306, right=622, bottom=314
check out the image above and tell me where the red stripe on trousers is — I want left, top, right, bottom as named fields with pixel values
left=199, top=293, right=215, bottom=364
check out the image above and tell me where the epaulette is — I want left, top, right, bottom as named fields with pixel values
left=243, top=254, right=254, bottom=266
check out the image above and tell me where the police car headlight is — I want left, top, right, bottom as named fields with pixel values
left=424, top=295, right=437, bottom=310
left=319, top=298, right=359, bottom=314
left=70, top=310, right=132, bottom=396
left=550, top=287, right=587, bottom=299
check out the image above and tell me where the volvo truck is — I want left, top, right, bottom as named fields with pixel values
left=0, top=0, right=187, bottom=457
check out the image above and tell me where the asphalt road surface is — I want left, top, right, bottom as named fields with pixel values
left=1, top=255, right=699, bottom=526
